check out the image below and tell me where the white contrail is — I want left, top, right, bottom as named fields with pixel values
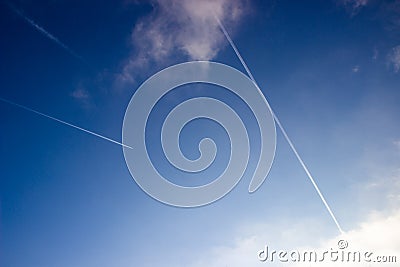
left=6, top=2, right=88, bottom=65
left=215, top=16, right=344, bottom=234
left=0, top=97, right=133, bottom=149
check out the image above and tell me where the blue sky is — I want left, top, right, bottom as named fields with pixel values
left=1, top=0, right=400, bottom=266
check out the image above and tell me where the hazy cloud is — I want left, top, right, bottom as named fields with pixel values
left=352, top=65, right=360, bottom=73
left=394, top=140, right=400, bottom=150
left=187, top=210, right=400, bottom=267
left=115, top=0, right=249, bottom=88
left=71, top=87, right=90, bottom=100
left=339, top=0, right=368, bottom=16
left=296, top=211, right=400, bottom=267
left=184, top=207, right=399, bottom=266
left=187, top=153, right=400, bottom=267
left=70, top=85, right=92, bottom=108
left=388, top=45, right=400, bottom=72
left=379, top=0, right=400, bottom=32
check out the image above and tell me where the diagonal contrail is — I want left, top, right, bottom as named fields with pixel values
left=215, top=15, right=344, bottom=234
left=0, top=97, right=133, bottom=149
left=6, top=1, right=89, bottom=65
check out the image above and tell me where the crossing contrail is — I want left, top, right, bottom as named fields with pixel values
left=6, top=1, right=88, bottom=65
left=215, top=15, right=344, bottom=234
left=0, top=97, right=133, bottom=149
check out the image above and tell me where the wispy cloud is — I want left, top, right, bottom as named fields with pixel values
left=339, top=0, right=368, bottom=16
left=70, top=84, right=92, bottom=108
left=6, top=1, right=88, bottom=65
left=388, top=45, right=400, bottom=73
left=71, top=87, right=90, bottom=100
left=352, top=65, right=360, bottom=73
left=115, top=0, right=249, bottom=88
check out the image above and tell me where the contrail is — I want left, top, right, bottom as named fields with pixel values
left=215, top=16, right=344, bottom=234
left=6, top=1, right=89, bottom=65
left=0, top=97, right=133, bottom=149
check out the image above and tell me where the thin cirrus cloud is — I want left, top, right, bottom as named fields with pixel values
left=115, top=0, right=249, bottom=88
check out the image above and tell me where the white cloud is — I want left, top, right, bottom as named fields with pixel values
left=115, top=0, right=249, bottom=87
left=388, top=45, right=400, bottom=73
left=352, top=65, right=360, bottom=73
left=185, top=209, right=400, bottom=267
left=186, top=161, right=400, bottom=267
left=294, top=211, right=400, bottom=267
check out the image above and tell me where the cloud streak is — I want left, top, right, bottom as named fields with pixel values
left=7, top=2, right=88, bottom=65
left=116, top=0, right=249, bottom=87
left=0, top=96, right=132, bottom=149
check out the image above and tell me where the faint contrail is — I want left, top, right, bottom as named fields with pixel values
left=6, top=1, right=88, bottom=65
left=0, top=97, right=133, bottom=149
left=215, top=15, right=344, bottom=234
